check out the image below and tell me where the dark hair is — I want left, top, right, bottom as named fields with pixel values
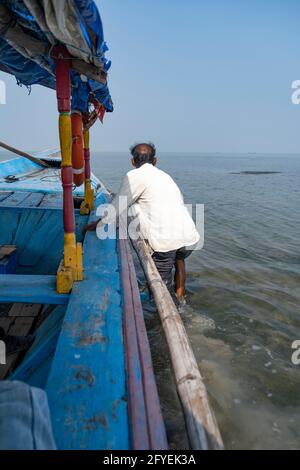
left=130, top=142, right=156, bottom=168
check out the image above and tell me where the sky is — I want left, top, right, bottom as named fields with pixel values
left=0, top=0, right=299, bottom=154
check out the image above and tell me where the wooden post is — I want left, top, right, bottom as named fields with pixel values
left=53, top=45, right=83, bottom=294
left=130, top=237, right=224, bottom=450
left=80, top=129, right=95, bottom=215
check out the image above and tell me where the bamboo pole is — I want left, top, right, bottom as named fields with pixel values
left=0, top=141, right=50, bottom=168
left=130, top=237, right=224, bottom=450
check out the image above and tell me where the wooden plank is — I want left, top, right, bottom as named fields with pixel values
left=119, top=239, right=168, bottom=450
left=19, top=192, right=45, bottom=208
left=13, top=209, right=45, bottom=261
left=9, top=303, right=42, bottom=317
left=0, top=141, right=49, bottom=168
left=0, top=354, right=18, bottom=379
left=0, top=275, right=69, bottom=305
left=9, top=316, right=35, bottom=336
left=11, top=306, right=66, bottom=388
left=0, top=192, right=31, bottom=207
left=39, top=193, right=63, bottom=209
left=0, top=245, right=16, bottom=261
left=0, top=317, right=14, bottom=335
left=18, top=211, right=62, bottom=266
left=118, top=239, right=150, bottom=450
left=0, top=211, right=20, bottom=246
left=122, top=239, right=168, bottom=450
left=0, top=192, right=12, bottom=203
left=46, top=214, right=129, bottom=450
left=0, top=316, right=35, bottom=380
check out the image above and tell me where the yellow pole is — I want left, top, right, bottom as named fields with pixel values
left=54, top=46, right=83, bottom=294
left=80, top=128, right=95, bottom=215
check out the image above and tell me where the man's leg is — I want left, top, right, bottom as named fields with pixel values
left=175, top=246, right=195, bottom=302
left=174, top=258, right=186, bottom=301
left=151, top=250, right=178, bottom=304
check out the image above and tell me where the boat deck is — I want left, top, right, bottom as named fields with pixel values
left=0, top=166, right=167, bottom=449
left=0, top=191, right=70, bottom=209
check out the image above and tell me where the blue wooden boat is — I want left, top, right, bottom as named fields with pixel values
left=0, top=0, right=168, bottom=450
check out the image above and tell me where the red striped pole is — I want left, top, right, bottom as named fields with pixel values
left=53, top=45, right=83, bottom=292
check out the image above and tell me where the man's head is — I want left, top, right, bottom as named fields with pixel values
left=130, top=142, right=157, bottom=168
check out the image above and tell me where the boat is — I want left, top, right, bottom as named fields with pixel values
left=0, top=1, right=224, bottom=451
left=0, top=0, right=167, bottom=450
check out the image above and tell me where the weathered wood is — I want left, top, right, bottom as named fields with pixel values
left=0, top=192, right=32, bottom=207
left=0, top=314, right=35, bottom=379
left=9, top=303, right=42, bottom=318
left=0, top=192, right=12, bottom=203
left=119, top=239, right=151, bottom=449
left=0, top=245, right=16, bottom=261
left=19, top=192, right=45, bottom=208
left=0, top=4, right=108, bottom=86
left=11, top=306, right=66, bottom=388
left=0, top=275, right=69, bottom=305
left=119, top=238, right=168, bottom=450
left=39, top=193, right=63, bottom=209
left=69, top=58, right=107, bottom=84
left=9, top=316, right=35, bottom=337
left=0, top=141, right=49, bottom=168
left=46, top=214, right=129, bottom=450
left=0, top=317, right=14, bottom=335
left=131, top=237, right=224, bottom=450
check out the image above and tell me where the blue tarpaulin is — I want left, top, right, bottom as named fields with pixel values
left=0, top=0, right=113, bottom=112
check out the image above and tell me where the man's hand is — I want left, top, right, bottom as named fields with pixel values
left=82, top=218, right=101, bottom=236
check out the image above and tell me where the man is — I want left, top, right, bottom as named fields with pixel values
left=84, top=143, right=200, bottom=303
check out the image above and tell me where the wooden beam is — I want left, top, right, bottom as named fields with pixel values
left=0, top=141, right=50, bottom=168
left=131, top=237, right=224, bottom=450
left=69, top=58, right=107, bottom=84
left=0, top=275, right=69, bottom=305
left=46, top=214, right=129, bottom=450
left=0, top=4, right=107, bottom=86
left=119, top=238, right=168, bottom=450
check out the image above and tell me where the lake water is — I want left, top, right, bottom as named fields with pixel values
left=94, top=152, right=300, bottom=450
left=1, top=150, right=300, bottom=449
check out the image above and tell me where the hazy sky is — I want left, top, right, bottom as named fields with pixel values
left=0, top=0, right=299, bottom=153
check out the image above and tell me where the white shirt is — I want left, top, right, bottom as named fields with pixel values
left=101, top=163, right=200, bottom=252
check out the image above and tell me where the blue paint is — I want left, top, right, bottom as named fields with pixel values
left=0, top=250, right=18, bottom=274
left=0, top=156, right=130, bottom=449
left=0, top=157, right=40, bottom=178
left=0, top=207, right=88, bottom=275
left=0, top=275, right=69, bottom=305
left=46, top=214, right=129, bottom=450
left=11, top=306, right=66, bottom=388
left=0, top=156, right=106, bottom=197
left=12, top=328, right=61, bottom=382
left=0, top=192, right=12, bottom=202
left=0, top=191, right=32, bottom=206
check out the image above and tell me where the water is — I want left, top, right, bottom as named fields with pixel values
left=1, top=151, right=300, bottom=449
left=94, top=152, right=300, bottom=450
